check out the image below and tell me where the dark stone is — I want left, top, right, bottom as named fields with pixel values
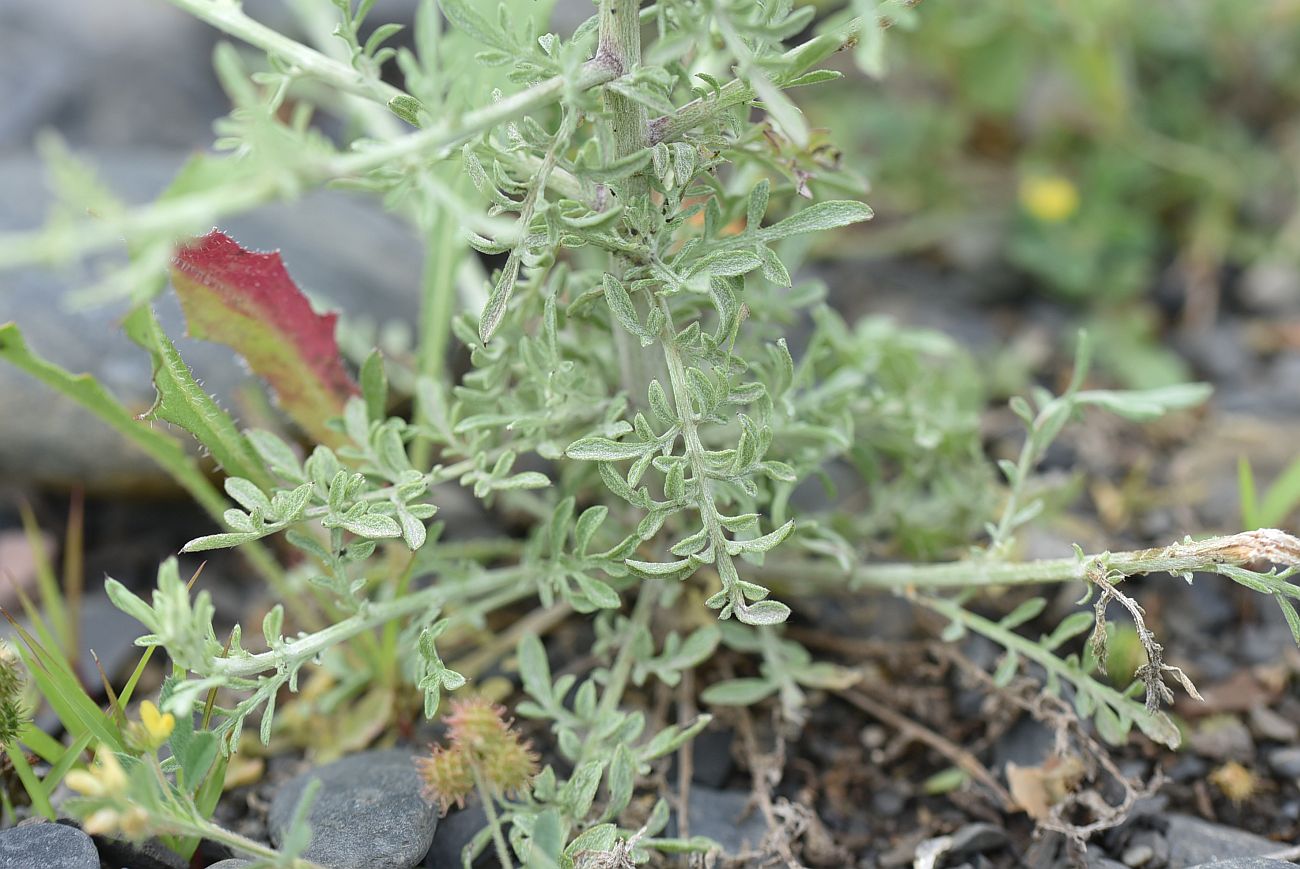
left=91, top=835, right=186, bottom=869
left=1163, top=815, right=1277, bottom=866
left=666, top=727, right=734, bottom=789
left=1266, top=746, right=1300, bottom=779
left=423, top=804, right=489, bottom=868
left=1120, top=828, right=1169, bottom=868
left=871, top=788, right=906, bottom=818
left=0, top=822, right=98, bottom=869
left=666, top=786, right=766, bottom=857
left=1166, top=754, right=1209, bottom=784
left=947, top=823, right=1008, bottom=858
left=268, top=749, right=438, bottom=869
left=993, top=716, right=1056, bottom=774
left=1186, top=861, right=1297, bottom=869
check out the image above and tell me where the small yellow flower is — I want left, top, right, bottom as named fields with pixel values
left=139, top=701, right=175, bottom=747
left=1019, top=175, right=1080, bottom=222
left=66, top=745, right=128, bottom=798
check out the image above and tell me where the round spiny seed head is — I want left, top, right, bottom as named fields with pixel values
left=0, top=641, right=25, bottom=702
left=415, top=745, right=474, bottom=815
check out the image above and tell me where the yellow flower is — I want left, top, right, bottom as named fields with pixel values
left=1019, top=175, right=1080, bottom=222
left=66, top=745, right=128, bottom=798
left=139, top=701, right=175, bottom=746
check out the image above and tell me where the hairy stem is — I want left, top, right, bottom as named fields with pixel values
left=755, top=529, right=1300, bottom=591
left=0, top=61, right=620, bottom=271
left=168, top=0, right=406, bottom=106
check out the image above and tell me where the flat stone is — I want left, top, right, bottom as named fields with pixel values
left=666, top=786, right=767, bottom=857
left=1164, top=815, right=1278, bottom=866
left=1188, top=715, right=1254, bottom=762
left=0, top=151, right=421, bottom=491
left=1248, top=706, right=1299, bottom=743
left=268, top=749, right=438, bottom=869
left=0, top=822, right=98, bottom=869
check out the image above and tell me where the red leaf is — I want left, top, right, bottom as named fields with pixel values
left=170, top=231, right=357, bottom=445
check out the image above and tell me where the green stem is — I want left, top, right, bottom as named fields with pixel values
left=0, top=61, right=620, bottom=272
left=472, top=767, right=515, bottom=869
left=646, top=16, right=864, bottom=145
left=410, top=205, right=464, bottom=469
left=209, top=565, right=526, bottom=679
left=596, top=580, right=660, bottom=718
left=657, top=300, right=747, bottom=618
left=755, top=529, right=1300, bottom=591
left=167, top=0, right=407, bottom=106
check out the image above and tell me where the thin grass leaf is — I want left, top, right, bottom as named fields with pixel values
left=4, top=743, right=54, bottom=820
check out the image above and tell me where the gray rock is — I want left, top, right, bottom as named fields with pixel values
left=666, top=727, right=734, bottom=789
left=1164, top=815, right=1278, bottom=866
left=0, top=822, right=99, bottom=869
left=1188, top=715, right=1254, bottom=762
left=206, top=861, right=256, bottom=869
left=0, top=0, right=223, bottom=149
left=423, top=804, right=488, bottom=868
left=0, top=150, right=421, bottom=490
left=1121, top=829, right=1168, bottom=868
left=268, top=749, right=438, bottom=869
left=1186, top=861, right=1297, bottom=869
left=947, top=822, right=1008, bottom=857
left=1247, top=705, right=1299, bottom=743
left=993, top=716, right=1056, bottom=773
left=90, top=835, right=186, bottom=869
left=1266, top=746, right=1300, bottom=779
left=667, top=786, right=767, bottom=857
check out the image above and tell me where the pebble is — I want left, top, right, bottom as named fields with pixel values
left=206, top=861, right=255, bottom=869
left=1266, top=746, right=1300, bottom=779
left=1164, top=814, right=1278, bottom=866
left=268, top=749, right=438, bottom=869
left=1248, top=706, right=1299, bottom=743
left=947, top=823, right=1008, bottom=858
left=0, top=822, right=99, bottom=869
left=1188, top=715, right=1254, bottom=762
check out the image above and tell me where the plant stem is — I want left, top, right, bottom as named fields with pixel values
left=0, top=62, right=620, bottom=272
left=596, top=580, right=660, bottom=718
left=657, top=300, right=749, bottom=618
left=754, top=529, right=1300, bottom=591
left=167, top=0, right=407, bottom=106
left=646, top=15, right=864, bottom=145
left=209, top=565, right=528, bottom=678
left=410, top=200, right=463, bottom=470
left=472, top=767, right=516, bottom=869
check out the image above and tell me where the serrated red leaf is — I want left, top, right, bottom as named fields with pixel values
left=170, top=230, right=357, bottom=445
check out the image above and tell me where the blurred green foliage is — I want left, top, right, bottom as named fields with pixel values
left=806, top=0, right=1300, bottom=385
